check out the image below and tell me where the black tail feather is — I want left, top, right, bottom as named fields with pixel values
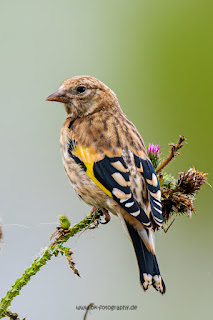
left=152, top=255, right=166, bottom=294
left=126, top=221, right=166, bottom=294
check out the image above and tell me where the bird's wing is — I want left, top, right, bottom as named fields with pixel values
left=68, top=134, right=162, bottom=228
left=133, top=154, right=163, bottom=226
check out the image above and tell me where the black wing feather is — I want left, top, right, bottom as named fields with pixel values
left=93, top=156, right=151, bottom=228
left=134, top=155, right=163, bottom=226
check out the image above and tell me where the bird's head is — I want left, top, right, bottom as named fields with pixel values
left=46, top=75, right=118, bottom=118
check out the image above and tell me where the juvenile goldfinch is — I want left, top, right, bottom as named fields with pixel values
left=46, top=76, right=166, bottom=294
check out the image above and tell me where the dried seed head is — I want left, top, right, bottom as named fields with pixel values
left=161, top=188, right=195, bottom=223
left=177, top=168, right=207, bottom=194
left=152, top=168, right=207, bottom=231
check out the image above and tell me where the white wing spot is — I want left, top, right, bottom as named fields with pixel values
left=150, top=190, right=161, bottom=200
left=120, top=198, right=129, bottom=203
left=153, top=199, right=162, bottom=207
left=143, top=221, right=151, bottom=227
left=125, top=201, right=134, bottom=208
left=112, top=188, right=131, bottom=200
left=130, top=210, right=141, bottom=217
left=111, top=161, right=128, bottom=172
left=112, top=172, right=130, bottom=187
left=153, top=206, right=162, bottom=214
left=152, top=173, right=158, bottom=187
left=146, top=178, right=152, bottom=185
left=146, top=173, right=158, bottom=187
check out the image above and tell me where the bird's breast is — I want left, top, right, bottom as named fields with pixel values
left=59, top=120, right=110, bottom=209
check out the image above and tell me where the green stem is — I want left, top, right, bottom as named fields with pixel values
left=0, top=210, right=103, bottom=319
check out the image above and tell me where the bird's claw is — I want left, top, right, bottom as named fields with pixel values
left=100, top=208, right=111, bottom=224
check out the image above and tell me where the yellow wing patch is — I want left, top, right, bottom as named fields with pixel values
left=84, top=162, right=113, bottom=198
left=71, top=143, right=112, bottom=198
left=73, top=145, right=104, bottom=163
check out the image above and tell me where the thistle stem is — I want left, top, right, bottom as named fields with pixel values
left=156, top=136, right=186, bottom=174
left=83, top=303, right=94, bottom=320
left=0, top=210, right=103, bottom=319
left=4, top=310, right=21, bottom=320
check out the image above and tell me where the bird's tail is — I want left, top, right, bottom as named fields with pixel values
left=125, top=221, right=166, bottom=294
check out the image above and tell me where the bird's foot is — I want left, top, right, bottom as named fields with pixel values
left=100, top=208, right=111, bottom=224
left=90, top=207, right=111, bottom=224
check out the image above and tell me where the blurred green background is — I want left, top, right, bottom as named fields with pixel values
left=0, top=0, right=212, bottom=319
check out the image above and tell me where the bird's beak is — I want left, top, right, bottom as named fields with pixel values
left=45, top=89, right=70, bottom=103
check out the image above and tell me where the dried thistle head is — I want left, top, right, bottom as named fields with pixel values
left=176, top=168, right=207, bottom=194
left=161, top=187, right=195, bottom=222
left=152, top=168, right=207, bottom=231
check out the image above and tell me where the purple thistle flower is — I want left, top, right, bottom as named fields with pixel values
left=147, top=143, right=161, bottom=157
left=147, top=143, right=161, bottom=169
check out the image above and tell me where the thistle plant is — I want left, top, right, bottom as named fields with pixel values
left=147, top=137, right=207, bottom=231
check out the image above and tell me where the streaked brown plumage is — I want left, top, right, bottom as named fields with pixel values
left=46, top=75, right=166, bottom=294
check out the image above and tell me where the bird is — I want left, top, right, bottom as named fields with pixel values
left=46, top=75, right=166, bottom=294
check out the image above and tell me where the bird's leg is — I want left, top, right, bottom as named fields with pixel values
left=100, top=208, right=111, bottom=224
left=91, top=206, right=98, bottom=213
left=90, top=207, right=110, bottom=225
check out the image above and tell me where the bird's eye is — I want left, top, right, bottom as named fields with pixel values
left=76, top=85, right=86, bottom=93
